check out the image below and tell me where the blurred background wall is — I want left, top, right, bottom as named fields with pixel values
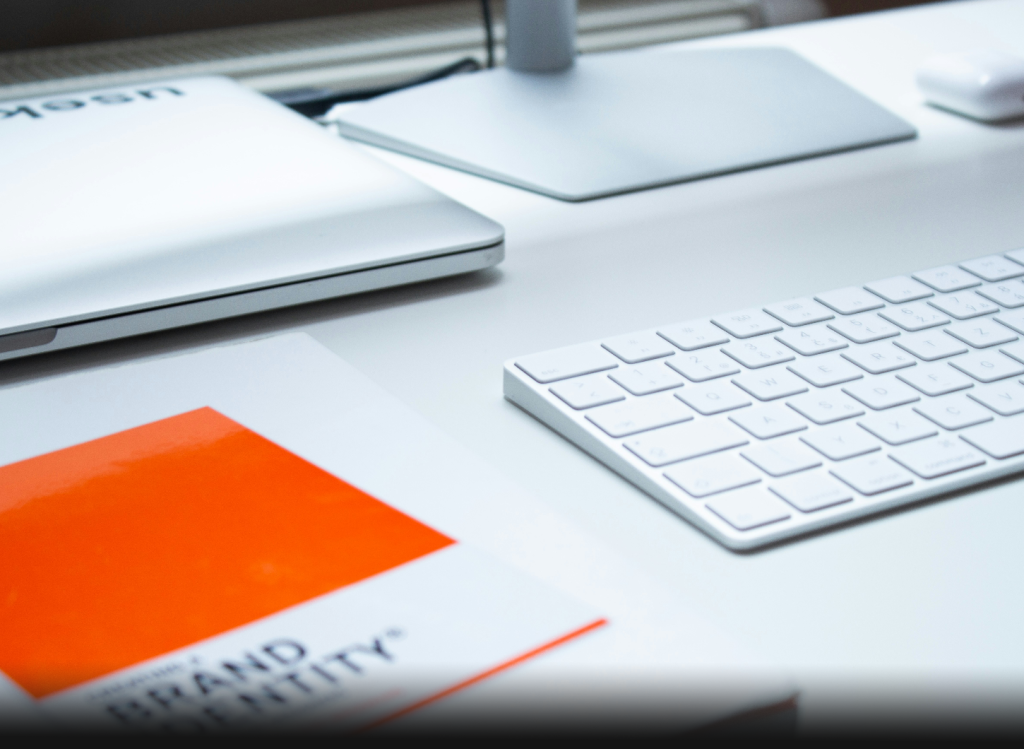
left=0, top=1, right=944, bottom=100
left=0, top=0, right=941, bottom=53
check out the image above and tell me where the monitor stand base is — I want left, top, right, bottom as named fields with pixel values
left=335, top=46, right=916, bottom=202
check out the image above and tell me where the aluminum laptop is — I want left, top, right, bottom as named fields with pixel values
left=0, top=76, right=504, bottom=361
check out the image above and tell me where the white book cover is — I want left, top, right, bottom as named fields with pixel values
left=0, top=334, right=792, bottom=732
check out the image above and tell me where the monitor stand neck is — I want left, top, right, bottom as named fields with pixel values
left=505, top=0, right=577, bottom=73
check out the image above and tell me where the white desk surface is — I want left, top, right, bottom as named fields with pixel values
left=6, top=0, right=1024, bottom=730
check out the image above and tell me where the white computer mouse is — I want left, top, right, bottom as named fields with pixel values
left=917, top=50, right=1024, bottom=122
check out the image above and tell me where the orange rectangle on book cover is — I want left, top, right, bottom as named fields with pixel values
left=0, top=407, right=453, bottom=699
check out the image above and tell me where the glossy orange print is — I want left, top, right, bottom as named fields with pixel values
left=0, top=407, right=453, bottom=699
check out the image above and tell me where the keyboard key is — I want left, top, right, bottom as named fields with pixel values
left=864, top=276, right=933, bottom=304
left=949, top=351, right=1024, bottom=383
left=830, top=455, right=914, bottom=495
left=894, top=330, right=968, bottom=361
left=1007, top=248, right=1024, bottom=266
left=721, top=339, right=795, bottom=369
left=711, top=309, right=783, bottom=339
left=787, top=390, right=864, bottom=425
left=967, top=381, right=1024, bottom=416
left=896, top=362, right=974, bottom=396
left=842, top=342, right=916, bottom=374
left=517, top=344, right=618, bottom=383
left=731, top=368, right=808, bottom=401
left=763, top=298, right=834, bottom=327
left=775, top=324, right=847, bottom=356
left=802, top=422, right=881, bottom=460
left=913, top=265, right=982, bottom=292
left=706, top=487, right=791, bottom=531
left=977, top=280, right=1024, bottom=308
left=1003, top=340, right=1024, bottom=364
left=914, top=394, right=993, bottom=430
left=771, top=471, right=853, bottom=512
left=929, top=292, right=999, bottom=320
left=550, top=374, right=625, bottom=410
left=944, top=319, right=1017, bottom=348
left=843, top=375, right=920, bottom=410
left=960, top=255, right=1024, bottom=282
left=667, top=349, right=740, bottom=382
left=788, top=354, right=864, bottom=388
left=586, top=393, right=693, bottom=437
left=879, top=302, right=950, bottom=332
left=676, top=380, right=751, bottom=415
left=960, top=415, right=1024, bottom=459
left=858, top=409, right=937, bottom=445
left=602, top=332, right=675, bottom=363
left=624, top=419, right=748, bottom=467
left=815, top=287, right=885, bottom=315
left=609, top=361, right=686, bottom=395
left=730, top=404, right=808, bottom=439
left=664, top=453, right=761, bottom=498
left=657, top=320, right=729, bottom=351
left=741, top=438, right=822, bottom=477
left=995, top=309, right=1024, bottom=336
left=890, top=436, right=985, bottom=478
left=828, top=313, right=900, bottom=344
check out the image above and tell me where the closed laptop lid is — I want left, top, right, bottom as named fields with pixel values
left=0, top=76, right=503, bottom=336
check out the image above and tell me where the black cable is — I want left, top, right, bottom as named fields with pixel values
left=273, top=3, right=496, bottom=119
left=480, top=0, right=495, bottom=69
left=273, top=56, right=481, bottom=118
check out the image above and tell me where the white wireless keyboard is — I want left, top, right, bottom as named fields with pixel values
left=504, top=250, right=1024, bottom=550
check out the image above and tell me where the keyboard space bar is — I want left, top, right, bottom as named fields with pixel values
left=624, top=420, right=748, bottom=467
left=961, top=415, right=1024, bottom=460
